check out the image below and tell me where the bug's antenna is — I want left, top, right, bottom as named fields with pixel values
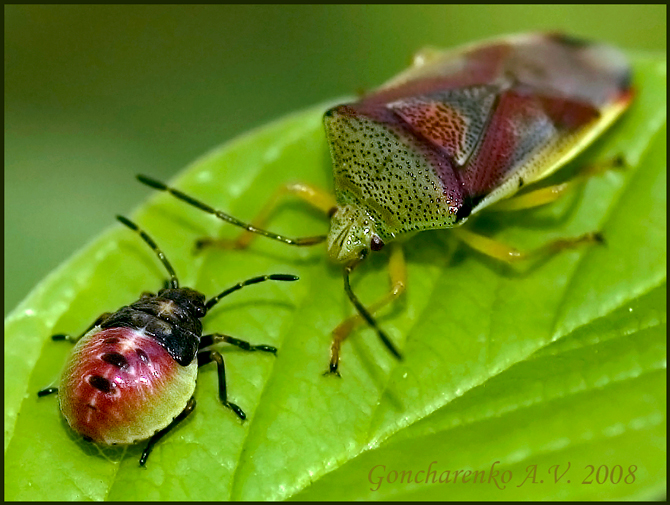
left=343, top=264, right=402, bottom=361
left=137, top=175, right=327, bottom=247
left=206, top=274, right=299, bottom=310
left=116, top=216, right=180, bottom=289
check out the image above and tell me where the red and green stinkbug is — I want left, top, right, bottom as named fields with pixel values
left=37, top=216, right=298, bottom=466
left=137, top=33, right=633, bottom=376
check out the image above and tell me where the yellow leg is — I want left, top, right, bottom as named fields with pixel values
left=327, top=244, right=407, bottom=375
left=494, top=182, right=573, bottom=211
left=452, top=227, right=603, bottom=263
left=196, top=182, right=337, bottom=250
left=495, top=155, right=625, bottom=211
left=51, top=312, right=113, bottom=344
left=462, top=157, right=621, bottom=261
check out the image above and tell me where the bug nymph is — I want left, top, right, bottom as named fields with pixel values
left=37, top=216, right=298, bottom=466
left=137, top=33, right=633, bottom=376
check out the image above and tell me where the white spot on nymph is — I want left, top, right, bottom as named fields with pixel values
left=157, top=300, right=176, bottom=318
left=85, top=396, right=97, bottom=424
left=116, top=327, right=150, bottom=358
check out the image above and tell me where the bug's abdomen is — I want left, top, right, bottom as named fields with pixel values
left=58, top=326, right=197, bottom=445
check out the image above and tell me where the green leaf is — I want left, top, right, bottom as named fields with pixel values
left=4, top=53, right=665, bottom=501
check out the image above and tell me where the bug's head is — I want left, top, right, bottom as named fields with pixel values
left=327, top=204, right=384, bottom=263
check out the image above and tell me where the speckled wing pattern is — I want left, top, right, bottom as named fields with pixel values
left=324, top=33, right=632, bottom=239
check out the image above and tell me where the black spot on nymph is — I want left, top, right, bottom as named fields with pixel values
left=101, top=352, right=129, bottom=369
left=89, top=375, right=115, bottom=394
left=136, top=349, right=150, bottom=363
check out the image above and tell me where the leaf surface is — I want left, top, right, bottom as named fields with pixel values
left=4, top=54, right=666, bottom=501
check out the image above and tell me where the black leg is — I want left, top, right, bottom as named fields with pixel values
left=205, top=273, right=299, bottom=311
left=116, top=216, right=180, bottom=289
left=37, top=387, right=58, bottom=397
left=52, top=312, right=113, bottom=344
left=140, top=397, right=196, bottom=466
left=199, top=333, right=277, bottom=355
left=198, top=350, right=246, bottom=421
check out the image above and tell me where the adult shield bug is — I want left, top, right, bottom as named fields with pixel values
left=37, top=216, right=298, bottom=465
left=137, top=33, right=633, bottom=375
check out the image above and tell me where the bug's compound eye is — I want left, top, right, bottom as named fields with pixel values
left=370, top=235, right=385, bottom=252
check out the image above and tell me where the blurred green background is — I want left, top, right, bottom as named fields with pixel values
left=5, top=5, right=666, bottom=315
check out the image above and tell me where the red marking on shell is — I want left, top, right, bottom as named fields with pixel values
left=536, top=94, right=600, bottom=130
left=371, top=33, right=630, bottom=108
left=365, top=43, right=509, bottom=106
left=389, top=100, right=468, bottom=161
left=58, top=327, right=183, bottom=444
left=387, top=86, right=497, bottom=167
left=459, top=89, right=600, bottom=197
left=460, top=90, right=547, bottom=197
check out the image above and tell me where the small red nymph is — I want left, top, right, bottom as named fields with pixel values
left=59, top=327, right=197, bottom=445
left=38, top=216, right=298, bottom=465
